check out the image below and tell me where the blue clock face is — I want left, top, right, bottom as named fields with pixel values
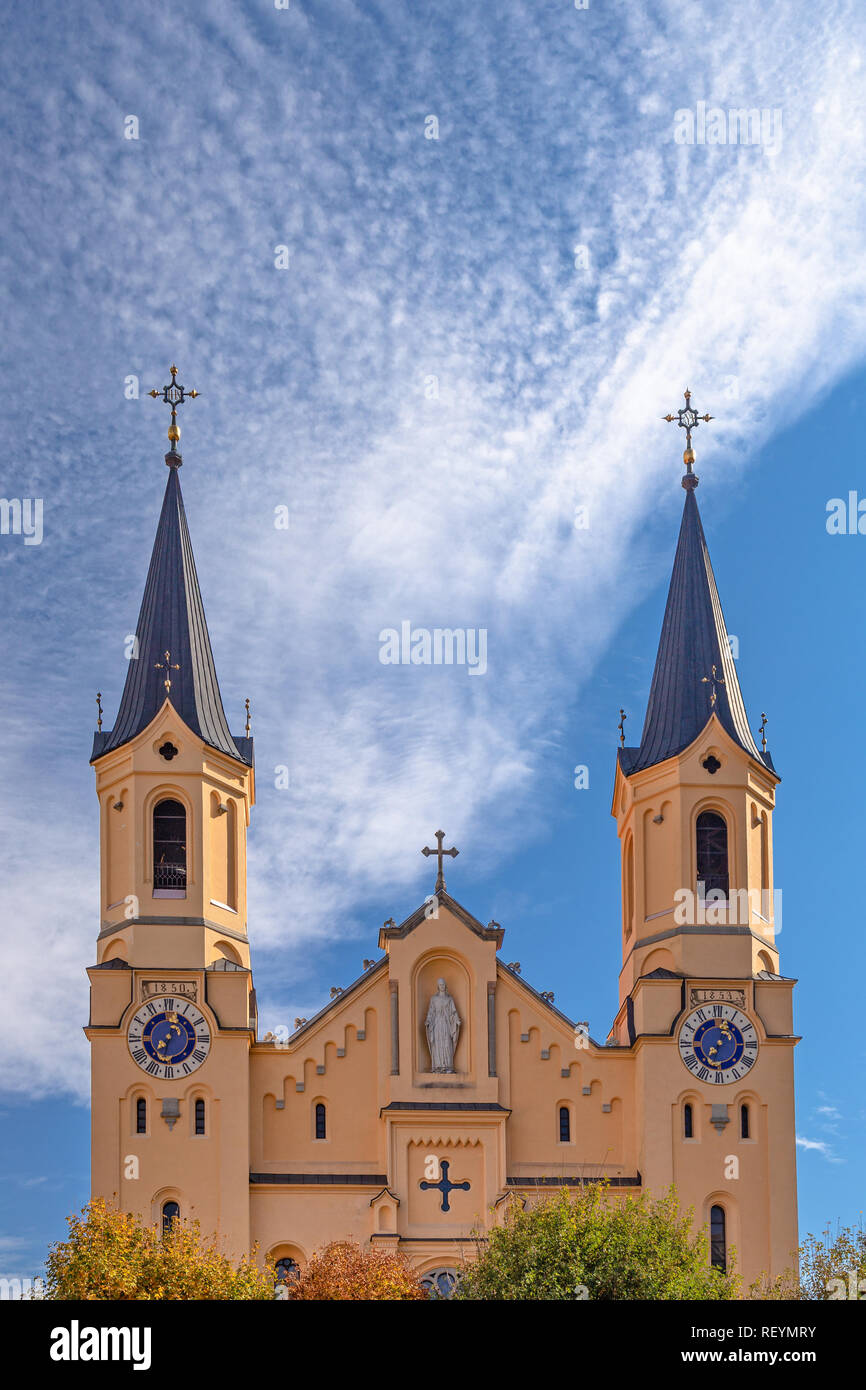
left=128, top=999, right=211, bottom=1079
left=692, top=1017, right=744, bottom=1070
left=679, top=1004, right=758, bottom=1084
left=143, top=1012, right=197, bottom=1064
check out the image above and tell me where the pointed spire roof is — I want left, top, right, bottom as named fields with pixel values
left=620, top=478, right=769, bottom=777
left=92, top=459, right=251, bottom=765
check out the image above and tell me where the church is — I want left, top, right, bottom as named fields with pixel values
left=86, top=372, right=799, bottom=1294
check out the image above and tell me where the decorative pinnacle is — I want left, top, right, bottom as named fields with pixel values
left=617, top=707, right=627, bottom=748
left=662, top=388, right=713, bottom=489
left=149, top=364, right=199, bottom=465
left=244, top=697, right=251, bottom=739
left=758, top=712, right=768, bottom=754
left=96, top=691, right=103, bottom=733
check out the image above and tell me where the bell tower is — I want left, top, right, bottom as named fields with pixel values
left=611, top=395, right=780, bottom=1011
left=85, top=368, right=256, bottom=1255
left=607, top=393, right=798, bottom=1283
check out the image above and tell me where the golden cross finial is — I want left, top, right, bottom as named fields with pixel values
left=155, top=650, right=180, bottom=695
left=662, top=388, right=713, bottom=487
left=701, top=664, right=725, bottom=708
left=96, top=691, right=103, bottom=732
left=421, top=829, right=459, bottom=893
left=149, top=364, right=199, bottom=462
left=245, top=697, right=251, bottom=738
left=759, top=711, right=768, bottom=753
left=617, top=707, right=627, bottom=747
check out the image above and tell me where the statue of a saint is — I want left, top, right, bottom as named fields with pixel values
left=425, top=978, right=461, bottom=1073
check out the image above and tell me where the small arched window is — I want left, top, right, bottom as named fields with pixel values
left=740, top=1103, right=750, bottom=1140
left=559, top=1106, right=571, bottom=1143
left=315, top=1103, right=326, bottom=1140
left=683, top=1103, right=693, bottom=1139
left=195, top=1098, right=206, bottom=1135
left=136, top=1098, right=147, bottom=1134
left=696, top=811, right=729, bottom=897
left=275, top=1256, right=299, bottom=1284
left=710, top=1204, right=727, bottom=1272
left=162, top=1200, right=180, bottom=1236
left=153, top=799, right=187, bottom=896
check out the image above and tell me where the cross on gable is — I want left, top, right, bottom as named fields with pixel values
left=421, top=829, right=459, bottom=893
left=420, top=1159, right=470, bottom=1213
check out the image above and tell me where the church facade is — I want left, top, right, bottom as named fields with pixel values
left=86, top=377, right=798, bottom=1292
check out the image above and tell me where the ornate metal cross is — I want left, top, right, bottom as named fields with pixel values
left=155, top=650, right=180, bottom=695
left=758, top=711, right=768, bottom=753
left=662, top=388, right=713, bottom=478
left=422, top=829, right=459, bottom=892
left=701, top=664, right=725, bottom=708
left=149, top=364, right=199, bottom=457
left=420, top=1159, right=470, bottom=1213
left=617, top=707, right=627, bottom=747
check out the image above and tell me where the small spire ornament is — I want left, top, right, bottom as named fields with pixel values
left=662, top=388, right=713, bottom=488
left=617, top=708, right=627, bottom=747
left=155, top=650, right=180, bottom=695
left=149, top=364, right=199, bottom=464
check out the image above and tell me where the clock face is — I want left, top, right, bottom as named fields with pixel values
left=678, top=1004, right=758, bottom=1085
left=127, top=998, right=211, bottom=1079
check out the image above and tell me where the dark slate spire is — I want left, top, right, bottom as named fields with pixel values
left=91, top=458, right=251, bottom=765
left=620, top=477, right=767, bottom=777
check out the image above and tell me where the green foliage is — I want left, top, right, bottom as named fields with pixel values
left=455, top=1184, right=738, bottom=1301
left=45, top=1199, right=275, bottom=1301
left=749, top=1223, right=866, bottom=1300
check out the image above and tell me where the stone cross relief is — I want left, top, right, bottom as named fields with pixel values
left=425, top=978, right=461, bottom=1073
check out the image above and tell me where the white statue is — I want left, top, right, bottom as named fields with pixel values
left=425, top=978, right=461, bottom=1073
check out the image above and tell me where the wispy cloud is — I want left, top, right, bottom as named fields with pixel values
left=1, top=0, right=865, bottom=1097
left=797, top=1136, right=844, bottom=1163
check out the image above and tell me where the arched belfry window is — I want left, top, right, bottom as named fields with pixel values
left=740, top=1104, right=750, bottom=1140
left=710, top=1204, right=727, bottom=1272
left=195, top=1098, right=206, bottom=1135
left=153, top=799, right=187, bottom=896
left=683, top=1103, right=693, bottom=1139
left=136, top=1097, right=147, bottom=1134
left=696, top=811, right=729, bottom=897
left=162, top=1200, right=180, bottom=1236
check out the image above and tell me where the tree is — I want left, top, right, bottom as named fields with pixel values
left=455, top=1184, right=738, bottom=1300
left=45, top=1199, right=275, bottom=1300
left=286, top=1240, right=425, bottom=1300
left=750, top=1223, right=866, bottom=1300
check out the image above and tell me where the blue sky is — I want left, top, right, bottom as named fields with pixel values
left=1, top=0, right=865, bottom=1280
